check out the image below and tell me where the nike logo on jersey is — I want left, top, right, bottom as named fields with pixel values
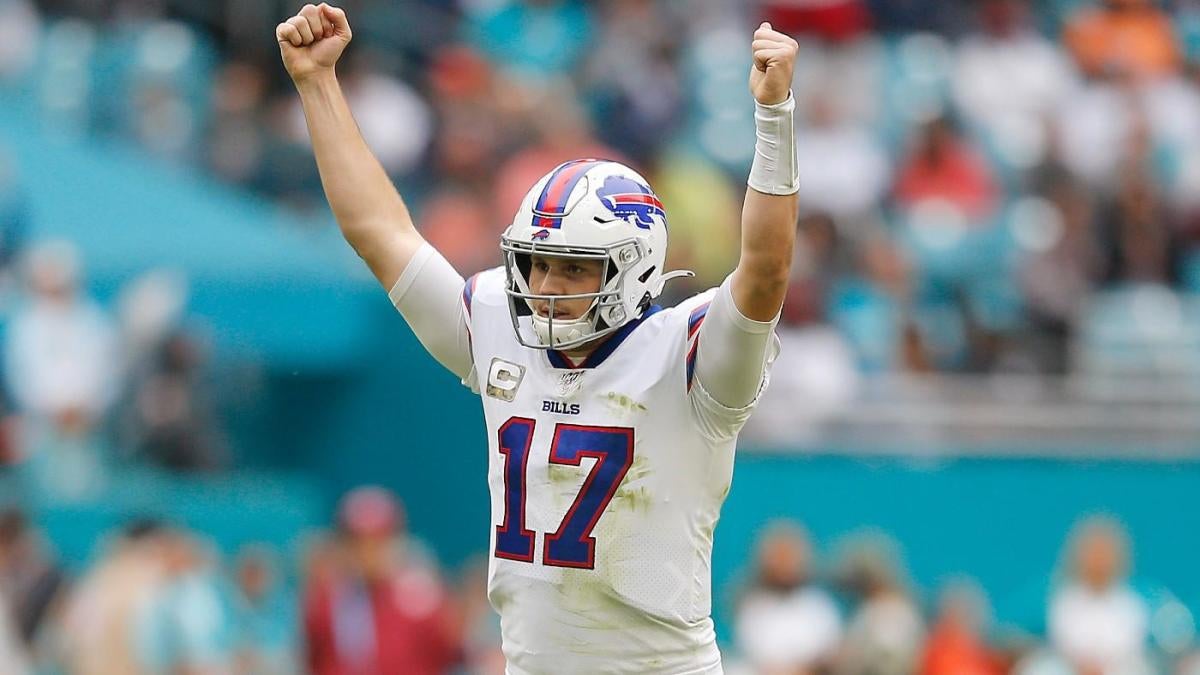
left=542, top=400, right=581, bottom=415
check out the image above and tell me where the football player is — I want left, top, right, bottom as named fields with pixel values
left=278, top=4, right=799, bottom=673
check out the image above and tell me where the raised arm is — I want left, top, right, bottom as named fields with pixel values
left=689, top=24, right=798, bottom=417
left=278, top=4, right=472, bottom=380
left=732, top=22, right=800, bottom=321
left=276, top=3, right=422, bottom=288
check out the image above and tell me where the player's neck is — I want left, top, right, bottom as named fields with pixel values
left=558, top=342, right=598, bottom=364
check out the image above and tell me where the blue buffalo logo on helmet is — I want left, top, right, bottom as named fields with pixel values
left=596, top=175, right=666, bottom=230
left=531, top=229, right=551, bottom=241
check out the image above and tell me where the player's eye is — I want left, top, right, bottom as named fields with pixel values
left=532, top=260, right=550, bottom=273
left=566, top=264, right=585, bottom=276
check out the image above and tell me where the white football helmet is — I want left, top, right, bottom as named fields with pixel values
left=500, top=159, right=693, bottom=350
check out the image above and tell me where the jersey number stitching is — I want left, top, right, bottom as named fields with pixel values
left=494, top=418, right=634, bottom=569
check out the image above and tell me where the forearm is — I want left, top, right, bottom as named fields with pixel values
left=295, top=71, right=422, bottom=286
left=733, top=187, right=797, bottom=320
left=732, top=91, right=799, bottom=321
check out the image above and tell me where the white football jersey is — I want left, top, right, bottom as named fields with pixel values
left=460, top=267, right=774, bottom=675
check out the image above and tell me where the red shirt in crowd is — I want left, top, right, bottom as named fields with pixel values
left=304, top=565, right=460, bottom=675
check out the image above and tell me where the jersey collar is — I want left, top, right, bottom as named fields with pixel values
left=546, top=305, right=662, bottom=370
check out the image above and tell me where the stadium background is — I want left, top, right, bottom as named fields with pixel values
left=1, top=0, right=1200, bottom=673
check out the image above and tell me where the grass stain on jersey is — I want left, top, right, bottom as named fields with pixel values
left=612, top=485, right=653, bottom=513
left=547, top=463, right=578, bottom=486
left=555, top=569, right=625, bottom=632
left=603, top=391, right=647, bottom=416
left=489, top=586, right=513, bottom=613
left=624, top=455, right=651, bottom=482
left=612, top=455, right=653, bottom=513
left=718, top=481, right=731, bottom=501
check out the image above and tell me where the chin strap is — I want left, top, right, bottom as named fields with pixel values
left=652, top=269, right=696, bottom=297
left=531, top=312, right=593, bottom=347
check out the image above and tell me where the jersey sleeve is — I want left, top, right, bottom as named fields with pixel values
left=388, top=243, right=474, bottom=383
left=685, top=275, right=781, bottom=440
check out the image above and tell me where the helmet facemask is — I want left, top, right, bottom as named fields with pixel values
left=501, top=237, right=651, bottom=351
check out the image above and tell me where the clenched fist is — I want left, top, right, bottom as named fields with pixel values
left=277, top=3, right=352, bottom=83
left=749, top=22, right=798, bottom=106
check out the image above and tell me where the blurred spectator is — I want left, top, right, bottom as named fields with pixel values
left=1064, top=0, right=1180, bottom=82
left=761, top=0, right=873, bottom=43
left=426, top=44, right=506, bottom=185
left=256, top=98, right=326, bottom=212
left=491, top=83, right=630, bottom=229
left=418, top=186, right=500, bottom=274
left=0, top=593, right=29, bottom=675
left=795, top=96, right=890, bottom=223
left=230, top=545, right=298, bottom=675
left=790, top=34, right=886, bottom=132
left=206, top=61, right=271, bottom=187
left=0, top=508, right=65, bottom=657
left=584, top=0, right=684, bottom=164
left=1097, top=159, right=1181, bottom=288
left=144, top=530, right=235, bottom=674
left=1017, top=175, right=1100, bottom=372
left=953, top=0, right=1077, bottom=171
left=1180, top=651, right=1200, bottom=675
left=285, top=51, right=432, bottom=178
left=61, top=520, right=173, bottom=675
left=304, top=486, right=460, bottom=675
left=0, top=149, right=28, bottom=275
left=0, top=0, right=38, bottom=82
left=834, top=533, right=925, bottom=675
left=457, top=557, right=505, bottom=675
left=345, top=53, right=431, bottom=177
left=893, top=115, right=999, bottom=223
left=829, top=234, right=930, bottom=373
left=1048, top=516, right=1151, bottom=675
left=1054, top=79, right=1138, bottom=188
left=866, top=0, right=972, bottom=36
left=463, top=0, right=595, bottom=84
left=734, top=521, right=842, bottom=675
left=5, top=240, right=119, bottom=436
left=652, top=154, right=741, bottom=294
left=126, top=330, right=227, bottom=472
left=920, top=579, right=1005, bottom=675
left=64, top=520, right=233, bottom=675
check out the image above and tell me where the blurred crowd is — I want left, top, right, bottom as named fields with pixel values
left=0, top=0, right=1198, bottom=673
left=727, top=515, right=1199, bottom=675
left=4, top=0, right=1200, bottom=384
left=1, top=490, right=1196, bottom=675
left=0, top=234, right=227, bottom=490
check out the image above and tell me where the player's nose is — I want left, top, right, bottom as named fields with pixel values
left=534, top=269, right=567, bottom=296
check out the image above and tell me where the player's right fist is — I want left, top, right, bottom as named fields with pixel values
left=276, top=3, right=352, bottom=83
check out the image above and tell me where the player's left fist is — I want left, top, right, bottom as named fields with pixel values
left=749, top=22, right=798, bottom=106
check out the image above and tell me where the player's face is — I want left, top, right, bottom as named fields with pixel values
left=528, top=254, right=605, bottom=320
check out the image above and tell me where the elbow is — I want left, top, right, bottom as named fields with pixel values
left=732, top=259, right=791, bottom=321
left=754, top=256, right=792, bottom=287
left=741, top=245, right=793, bottom=289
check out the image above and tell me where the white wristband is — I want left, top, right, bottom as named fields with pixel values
left=747, top=92, right=799, bottom=196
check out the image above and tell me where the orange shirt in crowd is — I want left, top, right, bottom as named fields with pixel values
left=1065, top=3, right=1180, bottom=80
left=920, top=619, right=1005, bottom=675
